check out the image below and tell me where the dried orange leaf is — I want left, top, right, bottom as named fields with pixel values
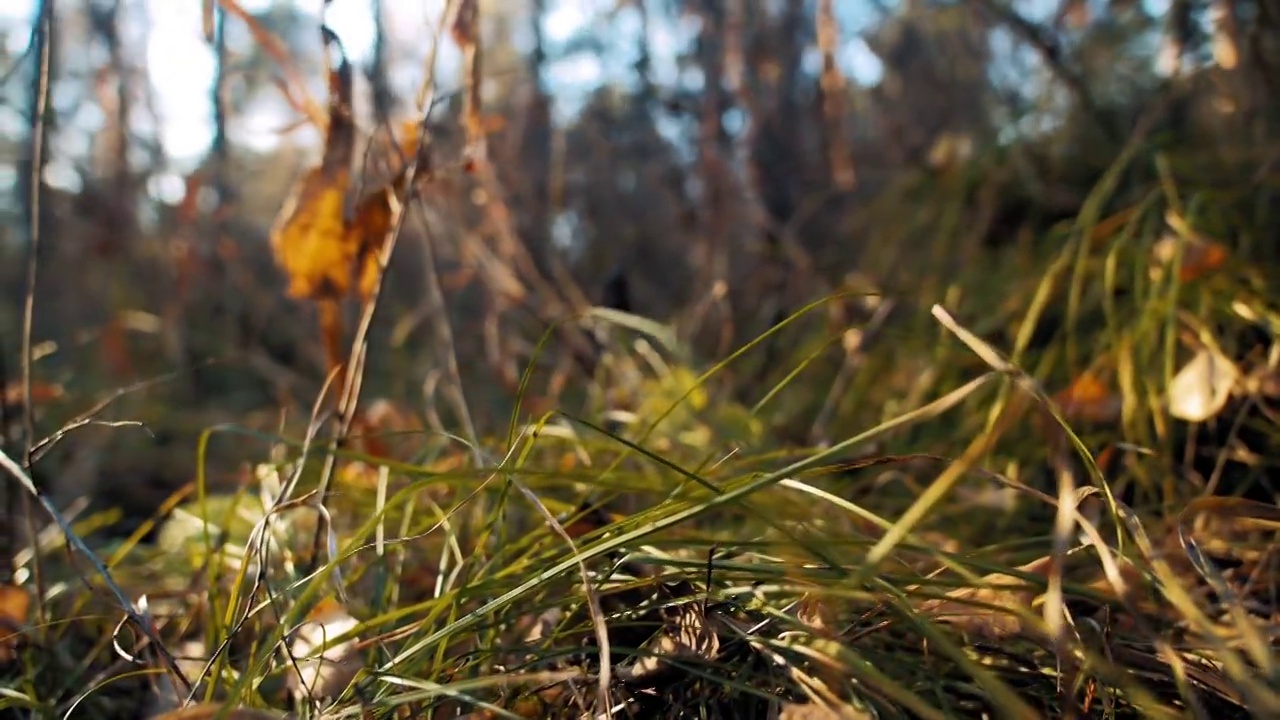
left=2, top=381, right=64, bottom=408
left=561, top=504, right=617, bottom=541
left=1054, top=371, right=1121, bottom=423
left=796, top=592, right=837, bottom=634
left=1151, top=214, right=1231, bottom=283
left=0, top=583, right=30, bottom=663
left=271, top=167, right=355, bottom=299
left=270, top=30, right=406, bottom=308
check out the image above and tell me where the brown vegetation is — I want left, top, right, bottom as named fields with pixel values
left=2, top=1, right=1280, bottom=718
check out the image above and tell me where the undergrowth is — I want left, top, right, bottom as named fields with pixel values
left=3, top=153, right=1280, bottom=720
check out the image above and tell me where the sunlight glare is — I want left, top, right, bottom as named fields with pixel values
left=145, top=0, right=216, bottom=162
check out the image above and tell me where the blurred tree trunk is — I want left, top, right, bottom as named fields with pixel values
left=633, top=0, right=654, bottom=109
left=367, top=0, right=393, bottom=126
left=86, top=0, right=136, bottom=256
left=510, top=0, right=552, bottom=273
left=182, top=3, right=236, bottom=397
left=688, top=0, right=734, bottom=354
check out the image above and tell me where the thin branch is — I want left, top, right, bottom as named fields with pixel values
left=13, top=0, right=53, bottom=614
left=0, top=446, right=193, bottom=694
left=971, top=0, right=1119, bottom=142
left=305, top=2, right=457, bottom=575
left=21, top=0, right=51, bottom=475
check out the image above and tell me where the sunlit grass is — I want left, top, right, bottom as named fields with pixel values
left=4, top=145, right=1280, bottom=720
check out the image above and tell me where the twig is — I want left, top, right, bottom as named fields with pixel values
left=15, top=0, right=53, bottom=620
left=971, top=0, right=1119, bottom=142
left=0, top=446, right=192, bottom=694
left=305, top=3, right=456, bottom=574
left=508, top=478, right=613, bottom=718
left=417, top=0, right=482, bottom=464
left=30, top=365, right=199, bottom=463
left=214, top=0, right=326, bottom=128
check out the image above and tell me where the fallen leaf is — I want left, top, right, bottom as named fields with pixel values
left=346, top=397, right=425, bottom=464
left=779, top=701, right=873, bottom=720
left=796, top=592, right=838, bottom=635
left=561, top=503, right=617, bottom=541
left=1054, top=371, right=1121, bottom=423
left=1, top=381, right=65, bottom=409
left=1151, top=231, right=1230, bottom=283
left=519, top=607, right=563, bottom=645
left=1168, top=346, right=1239, bottom=422
left=0, top=583, right=30, bottom=663
left=287, top=597, right=362, bottom=704
left=619, top=599, right=721, bottom=682
left=922, top=556, right=1052, bottom=640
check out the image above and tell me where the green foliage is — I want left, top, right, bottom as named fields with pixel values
left=6, top=2, right=1280, bottom=719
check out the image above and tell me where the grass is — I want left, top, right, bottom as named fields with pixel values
left=4, top=154, right=1280, bottom=720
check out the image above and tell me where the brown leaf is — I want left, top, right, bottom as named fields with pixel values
left=287, top=597, right=363, bottom=704
left=269, top=31, right=408, bottom=311
left=779, top=701, right=873, bottom=720
left=561, top=503, right=621, bottom=541
left=1053, top=371, right=1121, bottom=423
left=796, top=592, right=838, bottom=635
left=619, top=600, right=721, bottom=683
left=1, top=381, right=65, bottom=409
left=269, top=165, right=360, bottom=302
left=1151, top=212, right=1231, bottom=283
left=922, top=556, right=1052, bottom=640
left=452, top=0, right=486, bottom=170
left=317, top=297, right=345, bottom=381
left=348, top=398, right=424, bottom=460
left=269, top=28, right=367, bottom=303
left=0, top=583, right=30, bottom=663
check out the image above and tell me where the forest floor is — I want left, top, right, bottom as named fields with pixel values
left=3, top=168, right=1280, bottom=720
